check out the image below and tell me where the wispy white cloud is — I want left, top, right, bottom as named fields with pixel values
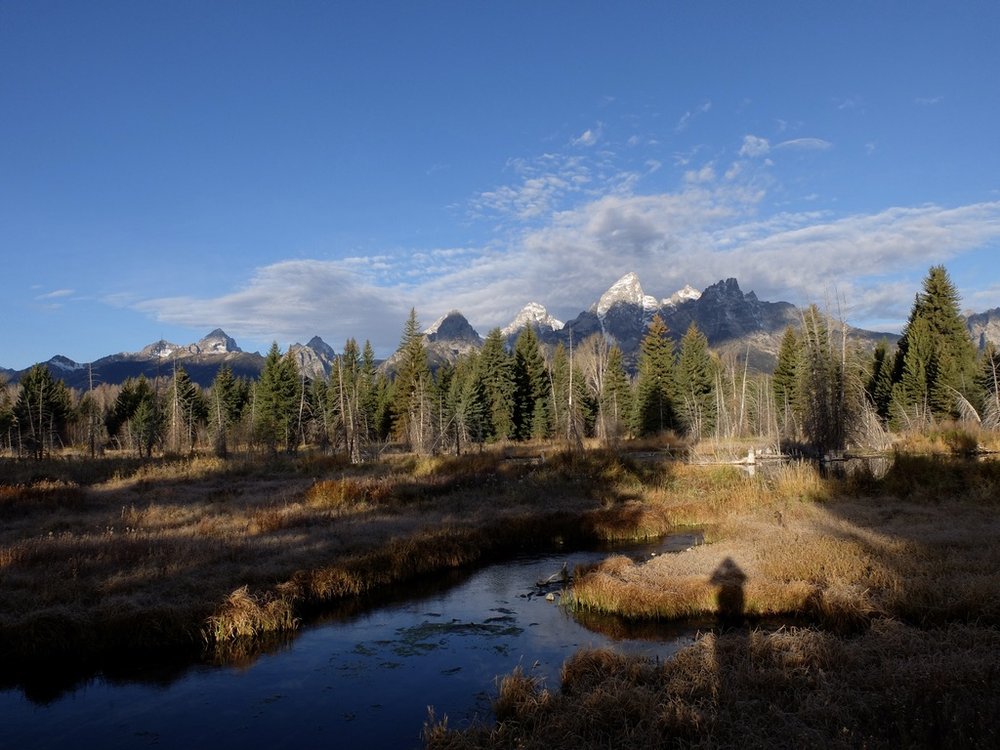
left=675, top=100, right=712, bottom=132
left=914, top=96, right=943, bottom=106
left=35, top=289, right=74, bottom=300
left=469, top=153, right=591, bottom=221
left=133, top=196, right=1000, bottom=352
left=572, top=123, right=603, bottom=147
left=739, top=135, right=771, bottom=158
left=684, top=164, right=716, bottom=184
left=775, top=137, right=833, bottom=151
left=128, top=111, right=1000, bottom=353
left=135, top=261, right=413, bottom=353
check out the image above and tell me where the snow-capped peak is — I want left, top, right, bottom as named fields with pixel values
left=47, top=355, right=85, bottom=371
left=193, top=329, right=241, bottom=354
left=140, top=339, right=182, bottom=359
left=596, top=272, right=659, bottom=318
left=663, top=284, right=702, bottom=307
left=502, top=302, right=563, bottom=337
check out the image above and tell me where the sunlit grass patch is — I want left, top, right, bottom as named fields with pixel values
left=305, top=476, right=393, bottom=510
left=206, top=585, right=298, bottom=641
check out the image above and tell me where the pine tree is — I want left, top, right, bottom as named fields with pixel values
left=772, top=326, right=802, bottom=436
left=799, top=305, right=849, bottom=453
left=632, top=314, right=677, bottom=436
left=454, top=352, right=490, bottom=449
left=209, top=365, right=244, bottom=457
left=255, top=343, right=302, bottom=454
left=356, top=339, right=389, bottom=447
left=391, top=309, right=435, bottom=452
left=478, top=328, right=515, bottom=441
left=891, top=265, right=980, bottom=422
left=132, top=392, right=165, bottom=458
left=676, top=323, right=716, bottom=439
left=106, top=376, right=162, bottom=457
left=13, top=365, right=73, bottom=459
left=511, top=326, right=550, bottom=440
left=866, top=340, right=894, bottom=422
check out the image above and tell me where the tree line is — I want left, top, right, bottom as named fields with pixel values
left=2, top=265, right=997, bottom=460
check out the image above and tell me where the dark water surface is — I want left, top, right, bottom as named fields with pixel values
left=1, top=533, right=701, bottom=749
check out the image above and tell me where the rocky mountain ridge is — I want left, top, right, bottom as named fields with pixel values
left=4, top=274, right=996, bottom=387
left=966, top=307, right=1000, bottom=351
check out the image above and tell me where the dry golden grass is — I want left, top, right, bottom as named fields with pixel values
left=893, top=421, right=1000, bottom=455
left=0, top=446, right=692, bottom=668
left=568, top=458, right=1000, bottom=630
left=426, top=621, right=1000, bottom=749
left=428, top=454, right=1000, bottom=747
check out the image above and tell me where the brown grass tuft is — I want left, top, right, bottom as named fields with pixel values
left=205, top=585, right=298, bottom=642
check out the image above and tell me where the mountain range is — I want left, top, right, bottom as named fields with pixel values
left=4, top=274, right=998, bottom=389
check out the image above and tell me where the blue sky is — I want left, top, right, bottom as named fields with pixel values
left=3, top=1, right=1000, bottom=369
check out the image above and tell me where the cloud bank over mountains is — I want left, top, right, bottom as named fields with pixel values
left=134, top=129, right=1000, bottom=356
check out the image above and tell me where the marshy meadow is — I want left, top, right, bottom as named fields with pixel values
left=2, top=438, right=999, bottom=747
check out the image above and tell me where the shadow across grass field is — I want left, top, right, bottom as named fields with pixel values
left=425, top=455, right=1000, bottom=748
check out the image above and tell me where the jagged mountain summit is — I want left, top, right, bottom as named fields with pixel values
left=425, top=311, right=483, bottom=345
left=194, top=328, right=242, bottom=354
left=382, top=311, right=483, bottom=373
left=501, top=302, right=563, bottom=339
left=594, top=272, right=660, bottom=318
left=664, top=284, right=702, bottom=307
left=289, top=336, right=338, bottom=381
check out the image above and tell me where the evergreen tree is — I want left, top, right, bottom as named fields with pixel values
left=799, top=305, right=848, bottom=453
left=866, top=340, right=895, bottom=422
left=13, top=365, right=72, bottom=458
left=772, top=326, right=802, bottom=436
left=676, top=323, right=716, bottom=439
left=891, top=265, right=980, bottom=422
left=209, top=365, right=244, bottom=457
left=478, top=328, right=515, bottom=441
left=632, top=315, right=677, bottom=436
left=453, top=352, right=490, bottom=449
left=511, top=326, right=550, bottom=440
left=391, top=309, right=435, bottom=452
left=132, top=392, right=165, bottom=458
left=107, top=376, right=162, bottom=457
left=254, top=343, right=302, bottom=454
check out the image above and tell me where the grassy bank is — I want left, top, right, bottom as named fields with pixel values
left=0, top=447, right=683, bottom=672
left=426, top=455, right=1000, bottom=748
left=425, top=622, right=1000, bottom=749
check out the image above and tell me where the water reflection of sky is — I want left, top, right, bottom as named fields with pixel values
left=1, top=535, right=700, bottom=750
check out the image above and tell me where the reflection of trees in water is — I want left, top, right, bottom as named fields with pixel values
left=820, top=455, right=893, bottom=480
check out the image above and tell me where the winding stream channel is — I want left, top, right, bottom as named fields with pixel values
left=1, top=532, right=702, bottom=749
